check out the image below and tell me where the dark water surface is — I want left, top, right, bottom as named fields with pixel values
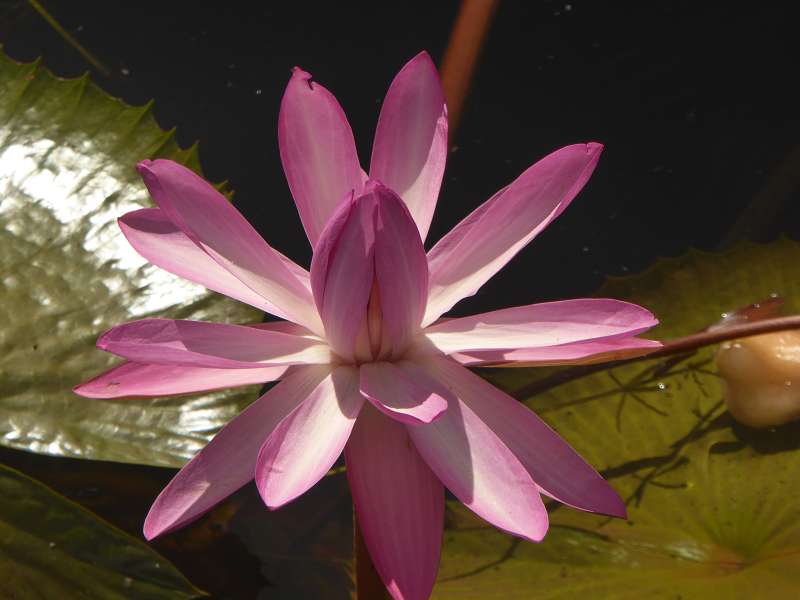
left=2, top=1, right=799, bottom=598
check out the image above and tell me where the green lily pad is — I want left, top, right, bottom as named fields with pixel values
left=0, top=51, right=263, bottom=467
left=0, top=462, right=204, bottom=598
left=435, top=240, right=800, bottom=598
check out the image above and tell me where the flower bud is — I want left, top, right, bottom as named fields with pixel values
left=716, top=330, right=800, bottom=428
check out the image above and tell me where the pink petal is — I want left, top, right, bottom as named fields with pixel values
left=451, top=336, right=662, bottom=367
left=369, top=51, right=447, bottom=241
left=424, top=143, right=603, bottom=326
left=359, top=361, right=449, bottom=425
left=119, top=208, right=278, bottom=314
left=137, top=159, right=322, bottom=334
left=373, top=184, right=429, bottom=355
left=98, top=318, right=331, bottom=368
left=249, top=320, right=318, bottom=335
left=73, top=361, right=288, bottom=399
left=310, top=182, right=428, bottom=359
left=424, top=356, right=626, bottom=518
left=310, top=190, right=376, bottom=361
left=143, top=364, right=332, bottom=539
left=255, top=366, right=362, bottom=508
left=406, top=369, right=548, bottom=542
left=424, top=299, right=658, bottom=354
left=346, top=404, right=443, bottom=600
left=279, top=67, right=364, bottom=247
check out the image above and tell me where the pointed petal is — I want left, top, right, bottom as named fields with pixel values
left=255, top=366, right=362, bottom=508
left=424, top=356, right=626, bottom=518
left=407, top=375, right=548, bottom=542
left=451, top=336, right=662, bottom=367
left=369, top=52, right=447, bottom=241
left=346, top=404, right=443, bottom=600
left=374, top=184, right=428, bottom=355
left=310, top=191, right=376, bottom=360
left=73, top=361, right=288, bottom=398
left=359, top=361, right=449, bottom=425
left=424, top=143, right=603, bottom=325
left=143, top=365, right=331, bottom=539
left=98, top=318, right=331, bottom=368
left=137, top=159, right=322, bottom=334
left=119, top=208, right=278, bottom=313
left=279, top=67, right=364, bottom=246
left=424, top=299, right=658, bottom=354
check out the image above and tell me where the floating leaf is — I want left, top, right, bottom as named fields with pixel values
left=0, top=462, right=203, bottom=598
left=435, top=240, right=800, bottom=598
left=0, top=51, right=263, bottom=467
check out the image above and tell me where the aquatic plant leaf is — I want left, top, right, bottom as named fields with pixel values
left=0, top=462, right=204, bottom=598
left=0, top=51, right=263, bottom=467
left=435, top=240, right=800, bottom=598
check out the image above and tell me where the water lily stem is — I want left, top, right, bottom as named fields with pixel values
left=647, top=315, right=800, bottom=358
left=27, top=0, right=111, bottom=76
left=354, top=507, right=389, bottom=599
left=512, top=315, right=800, bottom=399
left=440, top=0, right=500, bottom=143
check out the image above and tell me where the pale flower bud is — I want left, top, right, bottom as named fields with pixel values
left=716, top=330, right=800, bottom=428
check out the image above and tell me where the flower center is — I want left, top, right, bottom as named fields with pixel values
left=352, top=281, right=396, bottom=364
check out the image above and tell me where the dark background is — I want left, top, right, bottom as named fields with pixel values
left=5, top=0, right=799, bottom=318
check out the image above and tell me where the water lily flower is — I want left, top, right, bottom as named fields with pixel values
left=76, top=52, right=660, bottom=600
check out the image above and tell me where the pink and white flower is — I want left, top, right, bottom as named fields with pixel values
left=76, top=52, right=660, bottom=600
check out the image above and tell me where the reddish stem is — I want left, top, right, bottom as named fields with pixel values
left=512, top=315, right=800, bottom=399
left=646, top=315, right=800, bottom=358
left=440, top=0, right=501, bottom=143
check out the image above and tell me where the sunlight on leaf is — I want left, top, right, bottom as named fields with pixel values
left=0, top=51, right=263, bottom=467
